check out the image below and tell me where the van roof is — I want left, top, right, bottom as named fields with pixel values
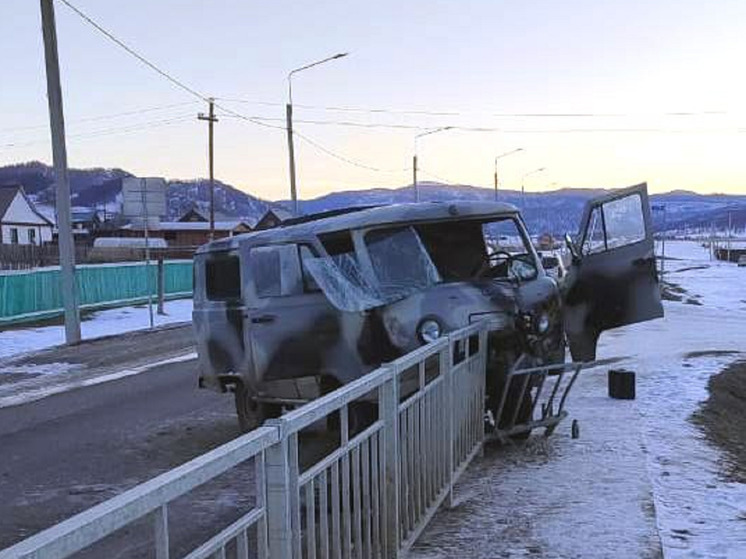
left=196, top=201, right=519, bottom=254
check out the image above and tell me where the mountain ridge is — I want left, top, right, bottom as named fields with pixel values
left=1, top=161, right=744, bottom=233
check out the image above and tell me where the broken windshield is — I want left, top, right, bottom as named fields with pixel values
left=303, top=226, right=441, bottom=312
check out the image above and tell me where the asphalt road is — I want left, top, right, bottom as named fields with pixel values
left=0, top=357, right=250, bottom=556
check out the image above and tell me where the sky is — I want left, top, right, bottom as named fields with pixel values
left=1, top=0, right=745, bottom=201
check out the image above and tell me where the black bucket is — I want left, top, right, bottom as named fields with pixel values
left=608, top=369, right=636, bottom=400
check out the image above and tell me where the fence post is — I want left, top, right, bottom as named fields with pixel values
left=441, top=337, right=455, bottom=508
left=380, top=367, right=401, bottom=557
left=157, top=256, right=165, bottom=315
left=264, top=420, right=298, bottom=559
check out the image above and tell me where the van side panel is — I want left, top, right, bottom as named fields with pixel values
left=193, top=251, right=250, bottom=392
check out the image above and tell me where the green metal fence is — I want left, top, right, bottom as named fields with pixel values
left=0, top=260, right=193, bottom=324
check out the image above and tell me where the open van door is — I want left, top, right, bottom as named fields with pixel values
left=563, top=183, right=664, bottom=361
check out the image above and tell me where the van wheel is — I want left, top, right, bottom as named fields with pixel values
left=234, top=385, right=281, bottom=432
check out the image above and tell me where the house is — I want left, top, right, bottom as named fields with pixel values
left=255, top=207, right=296, bottom=230
left=177, top=206, right=234, bottom=223
left=0, top=184, right=54, bottom=245
left=110, top=219, right=253, bottom=247
left=71, top=207, right=105, bottom=243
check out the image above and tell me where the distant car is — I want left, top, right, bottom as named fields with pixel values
left=738, top=255, right=746, bottom=267
left=540, top=253, right=566, bottom=281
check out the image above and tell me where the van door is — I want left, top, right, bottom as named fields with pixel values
left=563, top=183, right=664, bottom=361
left=243, top=243, right=343, bottom=390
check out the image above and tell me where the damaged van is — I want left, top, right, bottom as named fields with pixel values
left=193, top=183, right=663, bottom=431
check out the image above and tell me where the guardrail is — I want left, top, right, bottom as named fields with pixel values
left=0, top=323, right=488, bottom=559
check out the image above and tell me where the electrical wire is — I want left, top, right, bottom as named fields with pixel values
left=0, top=115, right=193, bottom=150
left=216, top=98, right=728, bottom=119
left=0, top=101, right=200, bottom=133
left=58, top=0, right=209, bottom=102
left=292, top=131, right=408, bottom=173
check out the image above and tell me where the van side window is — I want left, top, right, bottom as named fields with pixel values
left=205, top=253, right=241, bottom=300
left=250, top=245, right=303, bottom=298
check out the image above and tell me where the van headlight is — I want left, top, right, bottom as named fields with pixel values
left=537, top=312, right=550, bottom=334
left=418, top=318, right=442, bottom=344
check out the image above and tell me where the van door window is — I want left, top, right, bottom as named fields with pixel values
left=582, top=193, right=646, bottom=255
left=250, top=245, right=303, bottom=298
left=205, top=253, right=241, bottom=300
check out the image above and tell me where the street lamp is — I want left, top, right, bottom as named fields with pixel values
left=286, top=52, right=349, bottom=214
left=493, top=148, right=524, bottom=201
left=520, top=167, right=546, bottom=207
left=413, top=126, right=453, bottom=202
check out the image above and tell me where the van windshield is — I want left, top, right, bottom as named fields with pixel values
left=303, top=226, right=440, bottom=312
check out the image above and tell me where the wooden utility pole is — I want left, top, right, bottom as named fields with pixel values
left=493, top=168, right=499, bottom=201
left=40, top=0, right=81, bottom=344
left=198, top=98, right=218, bottom=240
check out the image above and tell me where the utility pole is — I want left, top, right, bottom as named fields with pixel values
left=198, top=98, right=218, bottom=240
left=40, top=0, right=80, bottom=344
left=286, top=53, right=349, bottom=216
left=413, top=155, right=419, bottom=202
left=286, top=102, right=298, bottom=214
left=494, top=148, right=523, bottom=202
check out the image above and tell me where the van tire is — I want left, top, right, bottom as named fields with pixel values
left=234, top=385, right=281, bottom=432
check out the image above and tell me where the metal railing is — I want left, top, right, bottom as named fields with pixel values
left=489, top=358, right=583, bottom=443
left=0, top=323, right=488, bottom=559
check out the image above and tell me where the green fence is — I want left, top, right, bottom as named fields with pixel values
left=0, top=260, right=193, bottom=324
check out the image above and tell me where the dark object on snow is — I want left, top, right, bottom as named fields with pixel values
left=608, top=369, right=636, bottom=399
left=571, top=419, right=580, bottom=439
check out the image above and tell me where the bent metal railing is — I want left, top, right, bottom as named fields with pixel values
left=489, top=358, right=583, bottom=443
left=0, top=323, right=488, bottom=559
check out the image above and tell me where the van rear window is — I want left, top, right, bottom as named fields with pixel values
left=205, top=254, right=240, bottom=300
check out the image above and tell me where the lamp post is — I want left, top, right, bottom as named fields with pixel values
left=286, top=52, right=349, bottom=214
left=520, top=167, right=546, bottom=208
left=413, top=126, right=453, bottom=202
left=493, top=148, right=523, bottom=201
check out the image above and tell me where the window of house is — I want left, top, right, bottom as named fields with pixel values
left=10, top=228, right=19, bottom=244
left=28, top=229, right=36, bottom=245
left=205, top=252, right=241, bottom=300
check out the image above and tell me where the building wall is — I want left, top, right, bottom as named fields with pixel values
left=1, top=192, right=53, bottom=245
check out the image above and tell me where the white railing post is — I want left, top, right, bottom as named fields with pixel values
left=264, top=420, right=296, bottom=559
left=442, top=337, right=455, bottom=508
left=380, top=366, right=400, bottom=557
left=153, top=504, right=169, bottom=559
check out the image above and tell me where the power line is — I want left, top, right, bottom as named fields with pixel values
left=58, top=0, right=209, bottom=102
left=216, top=98, right=729, bottom=119
left=0, top=101, right=199, bottom=133
left=1, top=115, right=193, bottom=150
left=419, top=168, right=461, bottom=185
left=293, top=131, right=408, bottom=173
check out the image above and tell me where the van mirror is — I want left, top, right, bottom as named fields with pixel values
left=565, top=233, right=581, bottom=263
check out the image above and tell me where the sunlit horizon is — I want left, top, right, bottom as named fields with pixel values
left=2, top=0, right=745, bottom=200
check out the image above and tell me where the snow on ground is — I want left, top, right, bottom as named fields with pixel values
left=413, top=241, right=746, bottom=558
left=0, top=298, right=193, bottom=360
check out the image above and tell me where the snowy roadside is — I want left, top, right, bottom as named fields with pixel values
left=0, top=300, right=196, bottom=409
left=0, top=298, right=193, bottom=360
left=412, top=241, right=746, bottom=558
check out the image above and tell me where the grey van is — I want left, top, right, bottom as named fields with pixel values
left=193, top=183, right=663, bottom=430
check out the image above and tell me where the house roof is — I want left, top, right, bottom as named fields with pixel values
left=0, top=186, right=18, bottom=220
left=0, top=184, right=54, bottom=225
left=123, top=220, right=251, bottom=231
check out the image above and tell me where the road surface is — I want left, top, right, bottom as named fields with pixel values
left=0, top=355, right=253, bottom=556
